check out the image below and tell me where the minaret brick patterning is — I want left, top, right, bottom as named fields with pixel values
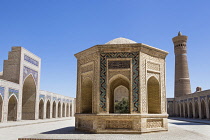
left=172, top=32, right=191, bottom=97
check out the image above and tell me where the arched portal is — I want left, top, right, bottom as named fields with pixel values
left=147, top=77, right=161, bottom=114
left=181, top=103, right=184, bottom=117
left=177, top=104, right=180, bottom=117
left=7, top=95, right=17, bottom=121
left=189, top=102, right=193, bottom=118
left=81, top=78, right=92, bottom=113
left=185, top=103, right=188, bottom=118
left=52, top=101, right=56, bottom=118
left=0, top=96, right=3, bottom=122
left=46, top=100, right=50, bottom=119
left=201, top=100, right=206, bottom=119
left=62, top=103, right=65, bottom=117
left=22, top=75, right=36, bottom=120
left=194, top=101, right=199, bottom=118
left=66, top=103, right=69, bottom=117
left=39, top=99, right=44, bottom=119
left=109, top=76, right=130, bottom=113
left=58, top=102, right=61, bottom=117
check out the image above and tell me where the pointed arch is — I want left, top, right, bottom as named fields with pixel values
left=194, top=101, right=199, bottom=118
left=181, top=103, right=184, bottom=117
left=0, top=95, right=3, bottom=122
left=39, top=99, right=44, bottom=119
left=81, top=78, right=92, bottom=113
left=177, top=103, right=180, bottom=117
left=58, top=102, right=61, bottom=117
left=66, top=103, right=69, bottom=117
left=22, top=74, right=36, bottom=120
left=189, top=102, right=193, bottom=118
left=209, top=99, right=210, bottom=119
left=46, top=100, right=50, bottom=119
left=8, top=95, right=18, bottom=121
left=52, top=101, right=56, bottom=118
left=201, top=100, right=206, bottom=119
left=109, top=75, right=130, bottom=113
left=62, top=103, right=65, bottom=117
left=147, top=76, right=161, bottom=114
left=184, top=102, right=188, bottom=118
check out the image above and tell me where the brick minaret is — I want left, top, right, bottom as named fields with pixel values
left=172, top=32, right=191, bottom=97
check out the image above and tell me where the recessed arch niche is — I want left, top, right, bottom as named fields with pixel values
left=109, top=75, right=130, bottom=113
left=22, top=74, right=36, bottom=120
left=147, top=76, right=161, bottom=114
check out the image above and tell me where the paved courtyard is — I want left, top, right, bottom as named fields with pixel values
left=0, top=117, right=210, bottom=140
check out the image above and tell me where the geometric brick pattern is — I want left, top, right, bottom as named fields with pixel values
left=100, top=52, right=139, bottom=112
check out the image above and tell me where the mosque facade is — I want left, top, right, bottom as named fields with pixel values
left=167, top=33, right=210, bottom=119
left=0, top=47, right=75, bottom=122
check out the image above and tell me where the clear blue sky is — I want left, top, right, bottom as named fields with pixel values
left=1, top=0, right=210, bottom=98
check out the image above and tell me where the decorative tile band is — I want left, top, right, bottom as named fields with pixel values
left=100, top=52, right=139, bottom=112
left=9, top=88, right=19, bottom=99
left=188, top=98, right=193, bottom=102
left=58, top=98, right=61, bottom=101
left=24, top=55, right=39, bottom=66
left=200, top=96, right=206, bottom=100
left=53, top=97, right=57, bottom=101
left=47, top=95, right=51, bottom=100
left=23, top=66, right=38, bottom=85
left=194, top=97, right=198, bottom=101
left=108, top=60, right=130, bottom=69
left=167, top=101, right=173, bottom=103
left=0, top=86, right=4, bottom=99
left=39, top=94, right=45, bottom=100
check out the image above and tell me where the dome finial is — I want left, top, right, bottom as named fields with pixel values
left=178, top=31, right=182, bottom=36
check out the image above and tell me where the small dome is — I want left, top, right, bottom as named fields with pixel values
left=105, top=37, right=137, bottom=44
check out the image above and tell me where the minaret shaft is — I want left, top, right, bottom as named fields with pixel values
left=172, top=32, right=191, bottom=97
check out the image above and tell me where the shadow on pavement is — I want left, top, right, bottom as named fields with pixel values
left=41, top=126, right=92, bottom=134
left=170, top=122, right=207, bottom=125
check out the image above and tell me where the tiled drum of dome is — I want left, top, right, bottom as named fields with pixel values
left=100, top=52, right=139, bottom=112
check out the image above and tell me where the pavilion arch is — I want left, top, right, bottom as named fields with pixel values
left=147, top=76, right=161, bottom=114
left=58, top=101, right=61, bottom=117
left=62, top=103, right=65, bottom=117
left=7, top=95, right=18, bottom=121
left=194, top=101, right=199, bottom=118
left=39, top=99, right=44, bottom=119
left=201, top=99, right=206, bottom=119
left=184, top=102, right=188, bottom=118
left=81, top=77, right=92, bottom=114
left=52, top=101, right=56, bottom=118
left=189, top=102, right=193, bottom=118
left=22, top=74, right=36, bottom=120
left=46, top=100, right=50, bottom=119
left=0, top=95, right=3, bottom=122
left=109, top=75, right=130, bottom=114
left=66, top=103, right=70, bottom=117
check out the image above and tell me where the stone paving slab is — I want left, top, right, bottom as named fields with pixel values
left=18, top=118, right=210, bottom=140
left=0, top=117, right=73, bottom=128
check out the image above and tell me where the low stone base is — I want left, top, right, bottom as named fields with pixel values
left=75, top=113, right=168, bottom=134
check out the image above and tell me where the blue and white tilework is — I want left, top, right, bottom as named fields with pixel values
left=24, top=55, right=39, bottom=66
left=23, top=66, right=38, bottom=85
left=0, top=86, right=4, bottom=99
left=9, top=88, right=19, bottom=99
